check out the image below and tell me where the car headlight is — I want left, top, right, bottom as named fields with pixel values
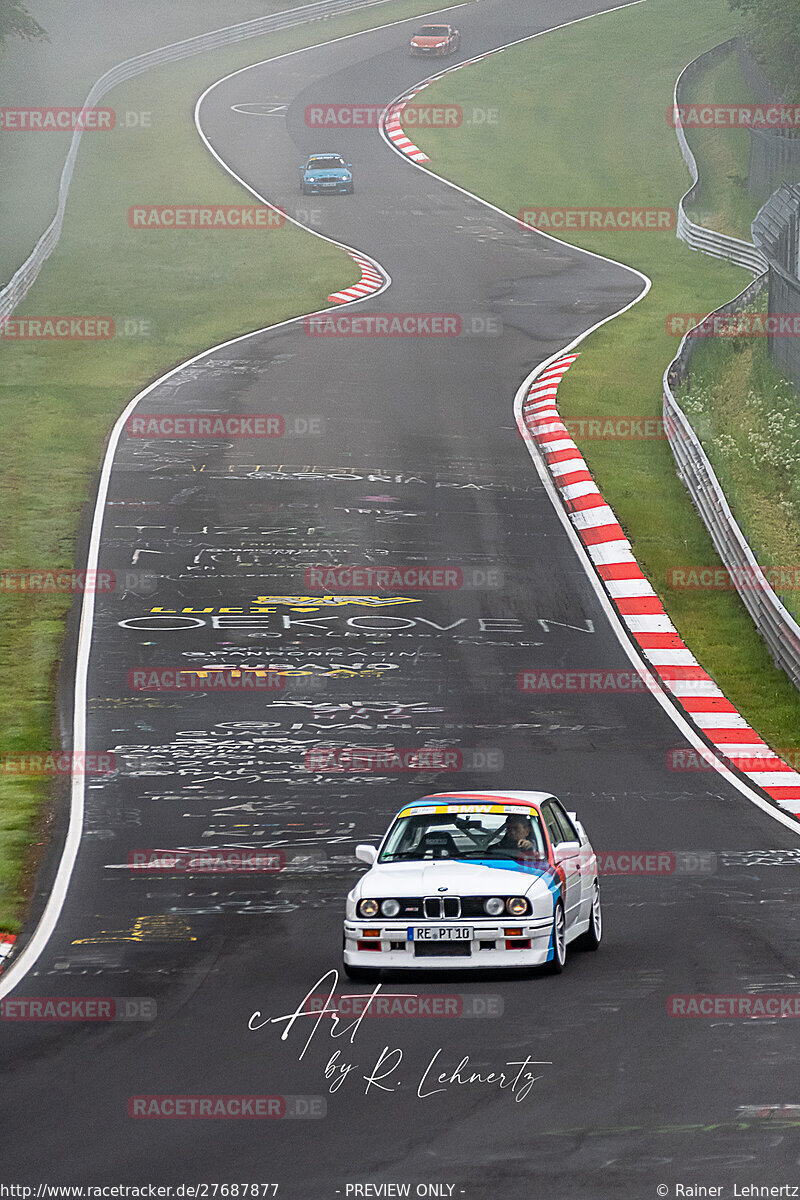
left=506, top=896, right=529, bottom=917
left=380, top=898, right=400, bottom=917
left=484, top=897, right=505, bottom=916
left=358, top=898, right=379, bottom=919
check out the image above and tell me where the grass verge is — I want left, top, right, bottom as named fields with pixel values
left=407, top=0, right=800, bottom=754
left=0, top=0, right=450, bottom=931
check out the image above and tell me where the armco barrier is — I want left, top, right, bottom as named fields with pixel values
left=666, top=46, right=800, bottom=694
left=672, top=39, right=768, bottom=276
left=663, top=277, right=800, bottom=692
left=752, top=183, right=800, bottom=395
left=0, top=0, right=398, bottom=321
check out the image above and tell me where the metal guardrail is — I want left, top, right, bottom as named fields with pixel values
left=664, top=45, right=800, bottom=692
left=752, top=183, right=800, bottom=395
left=672, top=38, right=768, bottom=276
left=663, top=285, right=800, bottom=691
left=663, top=279, right=800, bottom=687
left=0, top=0, right=397, bottom=320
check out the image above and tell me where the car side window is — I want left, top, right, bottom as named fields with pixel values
left=551, top=800, right=579, bottom=843
left=540, top=803, right=563, bottom=848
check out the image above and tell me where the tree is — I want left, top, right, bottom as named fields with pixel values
left=730, top=0, right=800, bottom=95
left=0, top=0, right=47, bottom=50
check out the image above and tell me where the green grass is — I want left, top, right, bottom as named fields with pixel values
left=0, top=0, right=453, bottom=931
left=682, top=47, right=761, bottom=239
left=408, top=0, right=800, bottom=754
left=677, top=318, right=800, bottom=625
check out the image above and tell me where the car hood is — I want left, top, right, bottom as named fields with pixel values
left=411, top=35, right=448, bottom=45
left=304, top=168, right=349, bottom=179
left=356, top=859, right=556, bottom=898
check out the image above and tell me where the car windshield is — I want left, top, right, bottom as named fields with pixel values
left=308, top=157, right=345, bottom=169
left=378, top=809, right=548, bottom=864
left=418, top=26, right=449, bottom=35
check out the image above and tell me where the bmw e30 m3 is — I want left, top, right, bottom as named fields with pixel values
left=343, top=791, right=602, bottom=977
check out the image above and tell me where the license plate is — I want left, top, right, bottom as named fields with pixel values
left=408, top=926, right=473, bottom=942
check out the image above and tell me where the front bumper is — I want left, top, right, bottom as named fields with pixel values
left=303, top=179, right=351, bottom=193
left=409, top=45, right=450, bottom=55
left=343, top=917, right=554, bottom=970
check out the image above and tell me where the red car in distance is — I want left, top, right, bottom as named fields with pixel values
left=409, top=24, right=461, bottom=56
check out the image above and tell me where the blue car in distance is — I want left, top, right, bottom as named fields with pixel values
left=300, top=153, right=354, bottom=195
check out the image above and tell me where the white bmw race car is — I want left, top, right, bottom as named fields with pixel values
left=343, top=791, right=602, bottom=977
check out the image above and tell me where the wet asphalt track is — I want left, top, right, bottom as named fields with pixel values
left=2, top=1, right=800, bottom=1195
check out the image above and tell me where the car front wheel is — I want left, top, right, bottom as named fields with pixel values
left=574, top=882, right=602, bottom=951
left=544, top=901, right=566, bottom=974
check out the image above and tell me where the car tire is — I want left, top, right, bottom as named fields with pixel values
left=574, top=882, right=602, bottom=951
left=343, top=961, right=379, bottom=981
left=346, top=184, right=354, bottom=194
left=544, top=901, right=567, bottom=974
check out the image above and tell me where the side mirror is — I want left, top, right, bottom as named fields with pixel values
left=553, top=840, right=581, bottom=862
left=347, top=163, right=353, bottom=169
left=355, top=844, right=377, bottom=866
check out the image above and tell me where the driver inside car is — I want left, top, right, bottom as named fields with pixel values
left=454, top=813, right=539, bottom=855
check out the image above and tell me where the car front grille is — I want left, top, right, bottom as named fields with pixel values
left=386, top=897, right=519, bottom=919
left=423, top=896, right=461, bottom=919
